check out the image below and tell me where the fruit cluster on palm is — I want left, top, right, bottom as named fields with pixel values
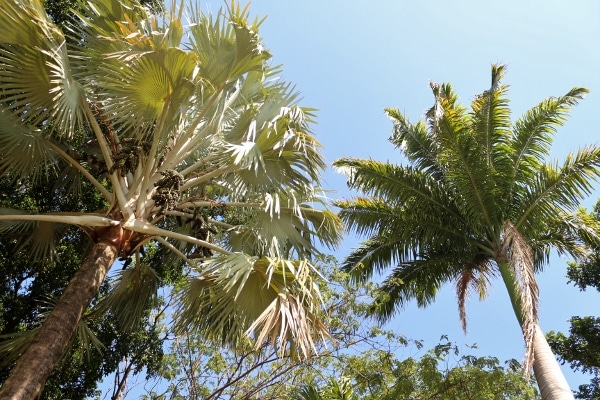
left=0, top=0, right=341, bottom=398
left=334, top=65, right=600, bottom=399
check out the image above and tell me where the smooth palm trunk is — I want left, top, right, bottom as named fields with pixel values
left=0, top=241, right=119, bottom=400
left=532, top=324, right=574, bottom=400
left=499, top=263, right=573, bottom=399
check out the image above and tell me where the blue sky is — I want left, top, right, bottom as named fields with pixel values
left=214, top=0, right=600, bottom=390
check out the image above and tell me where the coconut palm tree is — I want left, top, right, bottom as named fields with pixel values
left=333, top=64, right=600, bottom=399
left=0, top=0, right=341, bottom=398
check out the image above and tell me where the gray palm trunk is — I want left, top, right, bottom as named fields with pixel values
left=532, top=325, right=573, bottom=399
left=0, top=240, right=119, bottom=400
left=499, top=262, right=574, bottom=399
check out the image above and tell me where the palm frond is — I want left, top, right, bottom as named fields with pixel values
left=0, top=302, right=104, bottom=369
left=174, top=254, right=328, bottom=358
left=341, top=236, right=407, bottom=284
left=369, top=255, right=467, bottom=324
left=0, top=208, right=67, bottom=260
left=0, top=0, right=83, bottom=134
left=386, top=108, right=443, bottom=179
left=0, top=111, right=57, bottom=181
left=333, top=159, right=468, bottom=230
left=516, top=146, right=600, bottom=230
left=509, top=87, right=589, bottom=183
left=0, top=328, right=40, bottom=369
left=501, top=220, right=539, bottom=378
left=455, top=258, right=494, bottom=333
left=187, top=2, right=268, bottom=89
left=92, top=262, right=159, bottom=331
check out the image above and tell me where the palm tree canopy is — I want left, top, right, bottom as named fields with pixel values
left=0, top=0, right=341, bottom=357
left=334, top=65, right=600, bottom=370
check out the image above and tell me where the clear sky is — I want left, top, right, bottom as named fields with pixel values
left=203, top=0, right=600, bottom=391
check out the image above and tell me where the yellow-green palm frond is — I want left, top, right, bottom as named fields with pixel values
left=0, top=0, right=83, bottom=135
left=187, top=2, right=269, bottom=89
left=515, top=146, right=600, bottom=231
left=0, top=112, right=57, bottom=181
left=174, top=253, right=328, bottom=358
left=386, top=109, right=443, bottom=179
left=509, top=87, right=588, bottom=179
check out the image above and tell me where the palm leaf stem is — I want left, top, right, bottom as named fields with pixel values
left=159, top=89, right=223, bottom=171
left=82, top=99, right=132, bottom=218
left=123, top=218, right=233, bottom=255
left=178, top=200, right=262, bottom=209
left=0, top=213, right=118, bottom=227
left=179, top=165, right=236, bottom=192
left=179, top=153, right=222, bottom=176
left=81, top=98, right=114, bottom=172
left=134, top=100, right=172, bottom=215
left=155, top=236, right=196, bottom=266
left=43, top=139, right=112, bottom=201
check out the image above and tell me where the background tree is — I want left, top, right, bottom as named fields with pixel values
left=129, top=260, right=539, bottom=400
left=547, top=199, right=600, bottom=399
left=333, top=64, right=600, bottom=399
left=0, top=0, right=341, bottom=398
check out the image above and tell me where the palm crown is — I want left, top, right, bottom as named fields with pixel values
left=334, top=65, right=600, bottom=395
left=0, top=0, right=341, bottom=367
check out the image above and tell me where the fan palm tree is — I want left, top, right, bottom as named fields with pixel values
left=333, top=64, right=600, bottom=399
left=0, top=0, right=341, bottom=398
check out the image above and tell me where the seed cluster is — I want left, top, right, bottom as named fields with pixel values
left=152, top=169, right=184, bottom=212
left=110, top=138, right=151, bottom=176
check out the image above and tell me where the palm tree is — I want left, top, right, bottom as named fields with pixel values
left=333, top=64, right=600, bottom=399
left=0, top=0, right=341, bottom=398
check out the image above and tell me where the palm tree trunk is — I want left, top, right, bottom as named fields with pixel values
left=499, top=263, right=573, bottom=399
left=532, top=324, right=574, bottom=400
left=0, top=240, right=119, bottom=400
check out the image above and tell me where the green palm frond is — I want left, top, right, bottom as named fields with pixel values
left=341, top=236, right=407, bottom=284
left=0, top=329, right=40, bottom=369
left=0, top=302, right=104, bottom=368
left=509, top=87, right=589, bottom=180
left=0, top=208, right=67, bottom=260
left=385, top=109, right=443, bottom=179
left=0, top=0, right=83, bottom=134
left=92, top=262, right=159, bottom=331
left=0, top=112, right=57, bottom=181
left=333, top=159, right=463, bottom=226
left=516, top=146, right=600, bottom=230
left=469, top=64, right=512, bottom=166
left=175, top=253, right=328, bottom=358
left=369, top=255, right=467, bottom=323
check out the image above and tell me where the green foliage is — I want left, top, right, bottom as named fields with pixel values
left=134, top=260, right=538, bottom=400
